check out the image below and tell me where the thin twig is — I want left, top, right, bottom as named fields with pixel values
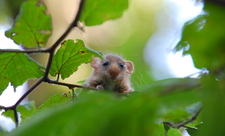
left=177, top=107, right=202, bottom=128
left=44, top=78, right=98, bottom=91
left=182, top=126, right=197, bottom=130
left=46, top=0, right=85, bottom=51
left=0, top=49, right=49, bottom=54
left=14, top=77, right=44, bottom=107
left=0, top=105, right=7, bottom=110
left=44, top=78, right=83, bottom=88
left=0, top=105, right=13, bottom=110
left=163, top=107, right=202, bottom=129
left=43, top=0, right=85, bottom=79
left=72, top=0, right=85, bottom=27
left=14, top=109, right=19, bottom=127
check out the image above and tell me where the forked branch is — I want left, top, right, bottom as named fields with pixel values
left=0, top=0, right=85, bottom=127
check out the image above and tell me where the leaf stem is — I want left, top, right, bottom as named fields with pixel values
left=44, top=78, right=98, bottom=91
left=44, top=78, right=83, bottom=89
left=177, top=107, right=202, bottom=128
left=163, top=107, right=202, bottom=129
left=14, top=109, right=19, bottom=127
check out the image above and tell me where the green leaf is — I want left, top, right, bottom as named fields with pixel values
left=37, top=93, right=70, bottom=112
left=50, top=39, right=103, bottom=79
left=79, top=0, right=128, bottom=26
left=2, top=110, right=15, bottom=123
left=163, top=123, right=170, bottom=134
left=197, top=76, right=225, bottom=136
left=17, top=102, right=36, bottom=124
left=142, top=78, right=201, bottom=125
left=175, top=3, right=225, bottom=71
left=184, top=102, right=202, bottom=128
left=185, top=102, right=202, bottom=115
left=142, top=78, right=201, bottom=107
left=5, top=0, right=52, bottom=48
left=167, top=128, right=182, bottom=136
left=0, top=52, right=44, bottom=94
left=152, top=123, right=166, bottom=136
left=162, top=109, right=190, bottom=123
left=2, top=102, right=36, bottom=124
left=0, top=77, right=9, bottom=94
left=8, top=91, right=157, bottom=136
left=158, top=90, right=201, bottom=124
left=141, top=78, right=200, bottom=95
left=186, top=123, right=202, bottom=136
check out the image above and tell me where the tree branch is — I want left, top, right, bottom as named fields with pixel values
left=15, top=0, right=85, bottom=106
left=43, top=0, right=85, bottom=79
left=44, top=78, right=98, bottom=91
left=0, top=49, right=49, bottom=54
left=44, top=78, right=82, bottom=89
left=46, top=0, right=85, bottom=51
left=163, top=107, right=202, bottom=129
left=14, top=77, right=44, bottom=107
left=0, top=105, right=12, bottom=110
left=177, top=107, right=202, bottom=128
left=14, top=109, right=19, bottom=128
left=1, top=0, right=86, bottom=127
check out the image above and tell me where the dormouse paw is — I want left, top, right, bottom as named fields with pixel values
left=121, top=89, right=134, bottom=94
left=96, top=85, right=104, bottom=90
left=82, top=83, right=89, bottom=88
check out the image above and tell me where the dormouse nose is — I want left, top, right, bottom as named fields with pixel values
left=108, top=65, right=120, bottom=79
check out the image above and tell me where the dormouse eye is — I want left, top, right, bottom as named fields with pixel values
left=102, top=61, right=109, bottom=66
left=118, top=63, right=124, bottom=68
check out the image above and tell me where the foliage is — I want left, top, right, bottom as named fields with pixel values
left=175, top=3, right=225, bottom=72
left=5, top=0, right=52, bottom=48
left=7, top=77, right=200, bottom=136
left=174, top=2, right=225, bottom=136
left=7, top=92, right=157, bottom=136
left=0, top=0, right=225, bottom=136
left=79, top=0, right=128, bottom=26
left=37, top=93, right=71, bottom=111
left=0, top=53, right=44, bottom=94
left=50, top=39, right=103, bottom=80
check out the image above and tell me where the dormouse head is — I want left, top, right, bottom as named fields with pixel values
left=90, top=54, right=134, bottom=80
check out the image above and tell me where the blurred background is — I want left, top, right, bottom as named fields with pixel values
left=0, top=0, right=224, bottom=131
left=0, top=0, right=202, bottom=106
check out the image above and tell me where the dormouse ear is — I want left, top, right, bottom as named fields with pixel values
left=125, top=61, right=134, bottom=74
left=90, top=57, right=102, bottom=69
